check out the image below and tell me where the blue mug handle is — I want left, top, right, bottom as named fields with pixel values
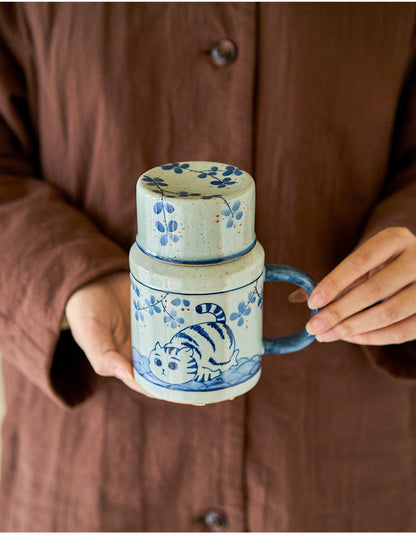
left=262, top=264, right=319, bottom=354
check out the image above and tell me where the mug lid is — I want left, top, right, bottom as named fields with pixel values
left=136, top=161, right=256, bottom=264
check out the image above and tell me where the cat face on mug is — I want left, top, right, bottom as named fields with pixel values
left=149, top=342, right=195, bottom=384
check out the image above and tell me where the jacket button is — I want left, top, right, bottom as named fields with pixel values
left=203, top=508, right=229, bottom=531
left=210, top=39, right=238, bottom=67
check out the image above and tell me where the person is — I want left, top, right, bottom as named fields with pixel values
left=0, top=2, right=415, bottom=531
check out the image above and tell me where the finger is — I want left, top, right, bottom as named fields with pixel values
left=306, top=252, right=416, bottom=336
left=70, top=317, right=158, bottom=398
left=292, top=263, right=386, bottom=306
left=308, top=227, right=411, bottom=309
left=114, top=368, right=160, bottom=399
left=86, top=337, right=159, bottom=399
left=288, top=288, right=309, bottom=303
left=342, top=313, right=416, bottom=346
left=83, top=328, right=159, bottom=398
left=316, top=282, right=416, bottom=342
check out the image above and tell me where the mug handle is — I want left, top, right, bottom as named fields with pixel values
left=262, top=264, right=319, bottom=354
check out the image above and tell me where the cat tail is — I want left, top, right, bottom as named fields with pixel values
left=195, top=303, right=226, bottom=324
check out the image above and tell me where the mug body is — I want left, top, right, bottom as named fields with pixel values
left=130, top=242, right=265, bottom=404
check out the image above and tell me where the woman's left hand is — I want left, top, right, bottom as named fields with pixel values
left=304, top=227, right=416, bottom=345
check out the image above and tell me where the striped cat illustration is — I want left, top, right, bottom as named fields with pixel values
left=149, top=303, right=239, bottom=384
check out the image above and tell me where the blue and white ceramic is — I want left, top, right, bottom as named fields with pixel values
left=130, top=162, right=318, bottom=404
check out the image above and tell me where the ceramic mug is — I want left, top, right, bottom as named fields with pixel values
left=130, top=162, right=318, bottom=404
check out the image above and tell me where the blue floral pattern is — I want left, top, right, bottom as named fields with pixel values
left=131, top=276, right=191, bottom=329
left=230, top=280, right=263, bottom=327
left=161, top=162, right=190, bottom=174
left=142, top=162, right=246, bottom=247
left=222, top=200, right=243, bottom=228
left=131, top=274, right=263, bottom=330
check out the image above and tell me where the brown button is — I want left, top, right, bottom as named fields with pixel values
left=210, top=39, right=238, bottom=67
left=203, top=508, right=229, bottom=531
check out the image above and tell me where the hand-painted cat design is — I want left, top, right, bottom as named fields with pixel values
left=149, top=303, right=239, bottom=384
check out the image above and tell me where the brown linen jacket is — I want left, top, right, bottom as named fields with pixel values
left=1, top=2, right=416, bottom=531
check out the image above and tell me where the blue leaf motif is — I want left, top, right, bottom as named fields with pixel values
left=154, top=305, right=161, bottom=313
left=238, top=317, right=244, bottom=327
left=153, top=202, right=163, bottom=214
left=177, top=317, right=184, bottom=325
left=222, top=207, right=231, bottom=216
left=171, top=234, right=179, bottom=242
left=165, top=203, right=175, bottom=213
left=243, top=307, right=251, bottom=316
left=236, top=211, right=243, bottom=220
left=230, top=312, right=240, bottom=321
left=238, top=302, right=245, bottom=314
left=183, top=299, right=190, bottom=307
left=171, top=298, right=181, bottom=306
left=171, top=321, right=177, bottom=328
left=156, top=221, right=165, bottom=232
left=232, top=201, right=241, bottom=211
left=164, top=316, right=170, bottom=323
left=227, top=219, right=233, bottom=228
left=167, top=220, right=178, bottom=232
left=160, top=234, right=168, bottom=246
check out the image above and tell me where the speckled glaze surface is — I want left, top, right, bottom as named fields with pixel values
left=130, top=162, right=317, bottom=405
left=135, top=161, right=255, bottom=263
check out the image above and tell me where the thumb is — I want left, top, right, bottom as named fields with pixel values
left=71, top=319, right=158, bottom=398
left=74, top=319, right=132, bottom=379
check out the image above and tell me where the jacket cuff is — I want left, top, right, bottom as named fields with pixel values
left=1, top=236, right=129, bottom=409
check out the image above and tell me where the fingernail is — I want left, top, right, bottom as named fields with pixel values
left=114, top=368, right=132, bottom=381
left=308, top=290, right=326, bottom=310
left=306, top=315, right=327, bottom=335
left=316, top=329, right=337, bottom=342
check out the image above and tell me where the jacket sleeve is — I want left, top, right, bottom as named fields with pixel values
left=358, top=50, right=416, bottom=382
left=0, top=9, right=129, bottom=407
